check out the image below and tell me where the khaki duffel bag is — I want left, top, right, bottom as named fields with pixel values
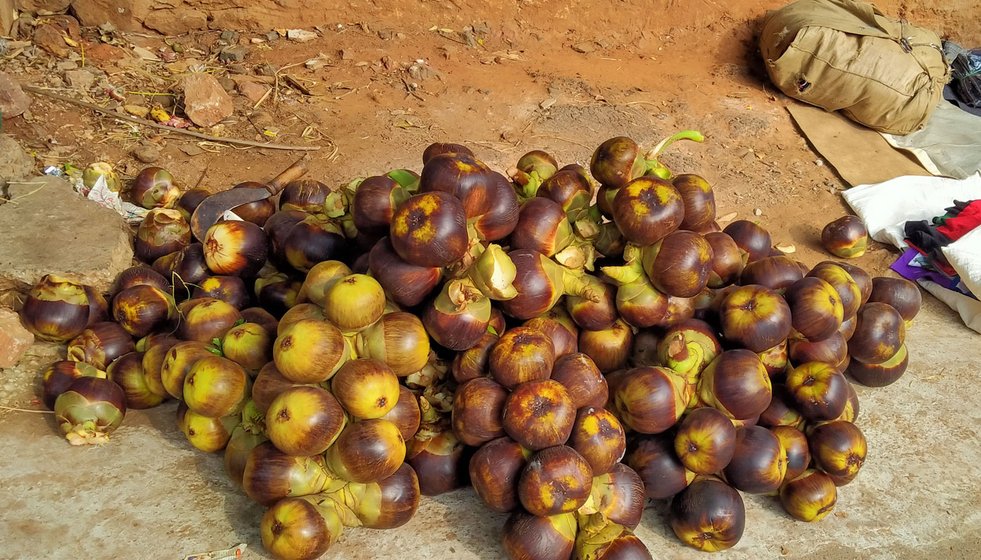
left=760, top=0, right=950, bottom=135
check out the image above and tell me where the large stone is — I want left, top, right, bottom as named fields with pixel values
left=33, top=23, right=70, bottom=57
left=0, top=135, right=34, bottom=184
left=143, top=7, right=207, bottom=35
left=0, top=308, right=33, bottom=368
left=15, top=0, right=72, bottom=12
left=0, top=176, right=133, bottom=294
left=182, top=73, right=234, bottom=128
left=70, top=0, right=155, bottom=31
left=0, top=8, right=10, bottom=37
left=0, top=72, right=31, bottom=119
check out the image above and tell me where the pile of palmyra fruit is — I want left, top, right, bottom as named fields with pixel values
left=21, top=131, right=920, bottom=559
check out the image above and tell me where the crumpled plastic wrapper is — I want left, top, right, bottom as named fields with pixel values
left=46, top=163, right=148, bottom=224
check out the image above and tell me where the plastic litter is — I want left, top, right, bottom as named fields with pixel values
left=47, top=162, right=148, bottom=224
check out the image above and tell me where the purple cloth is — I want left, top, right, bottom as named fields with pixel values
left=891, top=247, right=965, bottom=292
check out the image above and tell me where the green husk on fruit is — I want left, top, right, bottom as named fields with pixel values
left=656, top=319, right=721, bottom=384
left=20, top=274, right=94, bottom=343
left=466, top=244, right=518, bottom=301
left=54, top=376, right=127, bottom=445
left=574, top=515, right=652, bottom=560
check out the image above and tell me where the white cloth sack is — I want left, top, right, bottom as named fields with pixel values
left=918, top=280, right=981, bottom=334
left=842, top=173, right=981, bottom=333
left=841, top=173, right=981, bottom=248
left=943, top=225, right=981, bottom=302
left=935, top=225, right=981, bottom=333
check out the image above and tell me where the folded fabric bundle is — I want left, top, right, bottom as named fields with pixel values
left=890, top=247, right=966, bottom=293
left=938, top=199, right=981, bottom=239
left=903, top=199, right=981, bottom=276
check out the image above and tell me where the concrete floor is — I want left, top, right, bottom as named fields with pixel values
left=0, top=295, right=979, bottom=560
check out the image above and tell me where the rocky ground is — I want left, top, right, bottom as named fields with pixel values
left=1, top=1, right=980, bottom=559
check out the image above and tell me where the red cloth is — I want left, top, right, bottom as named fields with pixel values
left=937, top=200, right=981, bottom=241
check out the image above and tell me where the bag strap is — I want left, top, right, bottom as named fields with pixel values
left=894, top=19, right=951, bottom=83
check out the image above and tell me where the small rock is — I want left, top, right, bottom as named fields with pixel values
left=64, top=69, right=97, bottom=91
left=219, top=46, right=248, bottom=64
left=0, top=308, right=34, bottom=368
left=265, top=31, right=280, bottom=42
left=256, top=64, right=277, bottom=77
left=305, top=54, right=332, bottom=70
left=571, top=42, right=596, bottom=54
left=250, top=110, right=274, bottom=127
left=218, top=77, right=236, bottom=93
left=220, top=30, right=239, bottom=43
left=237, top=80, right=269, bottom=104
left=753, top=208, right=763, bottom=216
left=0, top=135, right=34, bottom=184
left=182, top=73, right=235, bottom=127
left=33, top=24, right=69, bottom=57
left=179, top=144, right=204, bottom=156
left=56, top=60, right=78, bottom=71
left=378, top=29, right=393, bottom=40
left=123, top=105, right=150, bottom=118
left=132, top=46, right=159, bottom=61
left=83, top=43, right=129, bottom=67
left=150, top=94, right=175, bottom=110
left=340, top=49, right=354, bottom=61
left=165, top=58, right=207, bottom=74
left=132, top=144, right=160, bottom=164
left=407, top=61, right=437, bottom=81
left=286, top=29, right=318, bottom=43
left=0, top=72, right=31, bottom=118
left=225, top=63, right=248, bottom=75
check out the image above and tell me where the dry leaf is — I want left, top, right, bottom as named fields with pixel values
left=149, top=107, right=171, bottom=123
left=717, top=212, right=738, bottom=223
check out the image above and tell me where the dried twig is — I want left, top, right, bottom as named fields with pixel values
left=282, top=75, right=313, bottom=96
left=23, top=85, right=322, bottom=152
left=252, top=87, right=272, bottom=110
left=273, top=61, right=308, bottom=105
left=529, top=134, right=593, bottom=150
left=1, top=181, right=50, bottom=204
left=0, top=405, right=54, bottom=414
